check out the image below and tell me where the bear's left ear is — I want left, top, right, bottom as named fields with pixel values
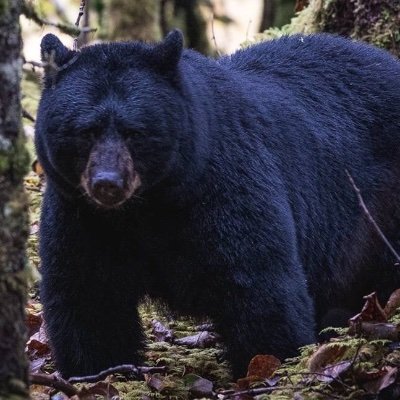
left=153, top=29, right=184, bottom=70
left=41, top=34, right=75, bottom=66
left=41, top=34, right=77, bottom=86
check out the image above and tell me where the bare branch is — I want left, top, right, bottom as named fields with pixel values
left=22, top=0, right=95, bottom=37
left=22, top=108, right=35, bottom=122
left=346, top=170, right=400, bottom=265
left=210, top=13, right=221, bottom=57
left=68, top=364, right=167, bottom=384
left=30, top=373, right=78, bottom=397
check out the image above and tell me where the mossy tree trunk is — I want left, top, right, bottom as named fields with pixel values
left=0, top=0, right=29, bottom=398
left=320, top=0, right=400, bottom=57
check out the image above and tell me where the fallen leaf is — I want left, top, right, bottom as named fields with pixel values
left=29, top=357, right=47, bottom=374
left=317, top=360, right=352, bottom=383
left=349, top=292, right=387, bottom=326
left=174, top=331, right=217, bottom=348
left=184, top=373, right=213, bottom=398
left=26, top=322, right=50, bottom=359
left=26, top=310, right=42, bottom=337
left=151, top=319, right=174, bottom=343
left=236, top=375, right=264, bottom=390
left=384, top=289, right=400, bottom=319
left=307, top=344, right=347, bottom=373
left=79, top=381, right=119, bottom=399
left=247, top=355, right=281, bottom=379
left=363, top=366, right=398, bottom=394
left=146, top=374, right=167, bottom=393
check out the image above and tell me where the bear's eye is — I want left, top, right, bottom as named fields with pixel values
left=78, top=129, right=101, bottom=141
left=123, top=130, right=146, bottom=138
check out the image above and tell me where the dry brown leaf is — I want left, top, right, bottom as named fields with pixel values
left=236, top=375, right=264, bottom=390
left=79, top=381, right=119, bottom=399
left=247, top=355, right=281, bottom=379
left=26, top=311, right=42, bottom=337
left=151, top=319, right=174, bottom=343
left=184, top=374, right=213, bottom=398
left=32, top=159, right=44, bottom=176
left=307, top=344, right=347, bottom=373
left=317, top=360, right=352, bottom=383
left=146, top=374, right=167, bottom=393
left=384, top=289, right=400, bottom=319
left=363, top=366, right=398, bottom=394
left=349, top=292, right=387, bottom=326
left=174, top=331, right=217, bottom=348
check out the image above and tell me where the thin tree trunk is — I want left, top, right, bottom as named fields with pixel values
left=0, top=0, right=29, bottom=398
left=259, top=0, right=276, bottom=32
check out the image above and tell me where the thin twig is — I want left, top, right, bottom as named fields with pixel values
left=30, top=373, right=78, bottom=397
left=75, top=0, right=86, bottom=27
left=74, top=0, right=86, bottom=50
left=219, top=385, right=302, bottom=399
left=22, top=108, right=35, bottom=122
left=68, top=364, right=167, bottom=384
left=246, top=19, right=252, bottom=42
left=346, top=170, right=400, bottom=265
left=210, top=13, right=221, bottom=57
left=22, top=1, right=95, bottom=37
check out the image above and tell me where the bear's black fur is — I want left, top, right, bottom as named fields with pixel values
left=35, top=30, right=400, bottom=378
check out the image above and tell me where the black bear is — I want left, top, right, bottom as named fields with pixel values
left=35, top=30, right=400, bottom=378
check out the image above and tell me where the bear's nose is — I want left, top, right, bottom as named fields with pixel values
left=91, top=171, right=125, bottom=207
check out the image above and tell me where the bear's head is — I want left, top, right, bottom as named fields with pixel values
left=35, top=30, right=189, bottom=209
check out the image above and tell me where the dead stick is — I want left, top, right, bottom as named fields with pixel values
left=30, top=373, right=78, bottom=397
left=346, top=170, right=400, bottom=264
left=68, top=364, right=167, bottom=384
left=219, top=385, right=302, bottom=399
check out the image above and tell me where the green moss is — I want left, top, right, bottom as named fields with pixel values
left=0, top=134, right=30, bottom=181
left=0, top=0, right=9, bottom=17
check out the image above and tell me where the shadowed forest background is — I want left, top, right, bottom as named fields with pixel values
left=1, top=0, right=400, bottom=399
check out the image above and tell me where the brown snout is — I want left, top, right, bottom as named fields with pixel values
left=81, top=137, right=141, bottom=208
left=91, top=171, right=125, bottom=207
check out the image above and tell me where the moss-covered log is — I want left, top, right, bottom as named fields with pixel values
left=0, top=0, right=29, bottom=398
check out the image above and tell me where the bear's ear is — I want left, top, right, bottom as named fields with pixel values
left=41, top=34, right=74, bottom=66
left=41, top=34, right=77, bottom=86
left=153, top=29, right=184, bottom=70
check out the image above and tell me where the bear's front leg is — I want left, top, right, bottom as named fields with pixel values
left=39, top=185, right=145, bottom=378
left=214, top=265, right=316, bottom=378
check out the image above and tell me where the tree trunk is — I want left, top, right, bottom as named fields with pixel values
left=320, top=0, right=400, bottom=57
left=0, top=0, right=29, bottom=398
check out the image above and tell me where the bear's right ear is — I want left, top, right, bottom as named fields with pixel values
left=152, top=29, right=184, bottom=71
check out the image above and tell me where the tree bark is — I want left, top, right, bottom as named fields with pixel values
left=0, top=0, right=29, bottom=398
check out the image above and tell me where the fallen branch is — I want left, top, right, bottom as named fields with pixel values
left=219, top=385, right=302, bottom=399
left=346, top=170, right=400, bottom=265
left=30, top=373, right=78, bottom=397
left=68, top=364, right=167, bottom=384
